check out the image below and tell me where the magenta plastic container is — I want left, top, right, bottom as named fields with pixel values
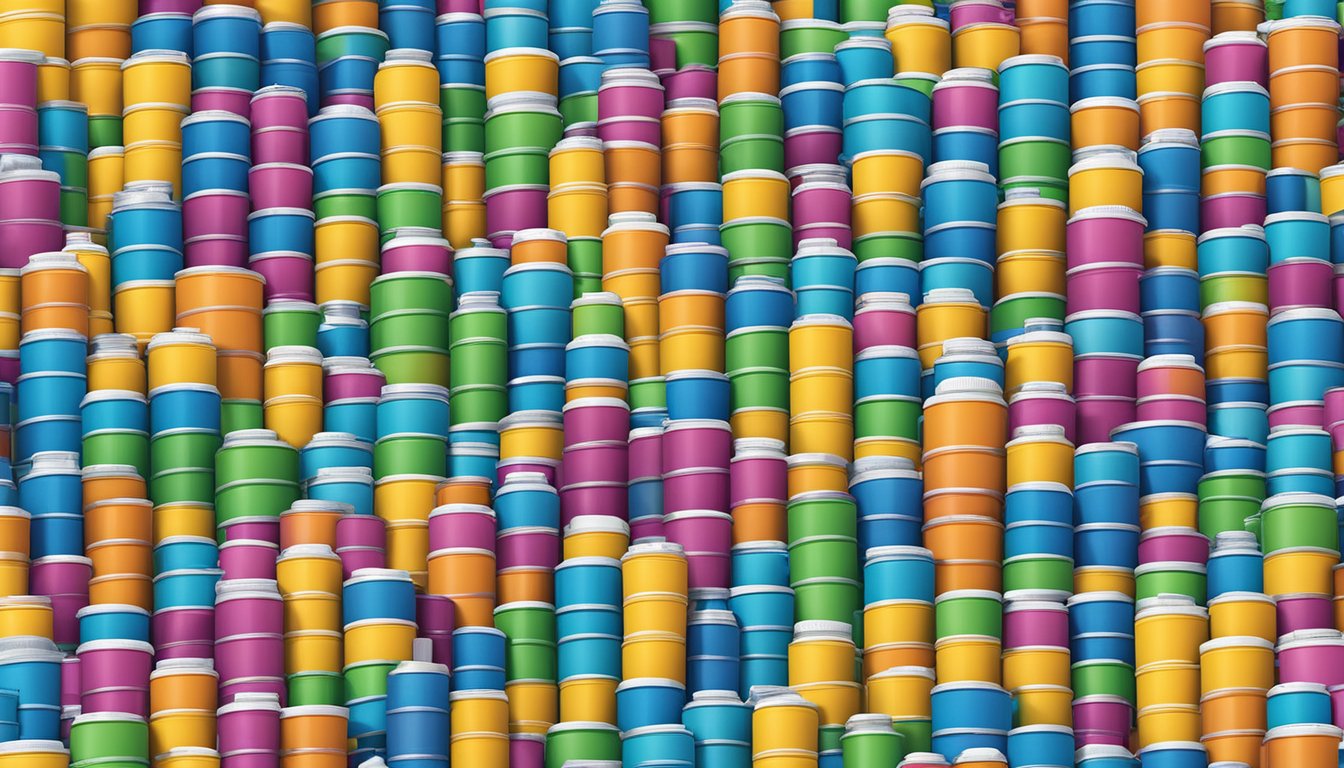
left=1075, top=396, right=1138, bottom=446
left=496, top=527, right=561, bottom=569
left=598, top=78, right=665, bottom=132
left=664, top=511, right=731, bottom=588
left=416, top=593, right=455, bottom=636
left=252, top=126, right=309, bottom=165
left=30, top=556, right=91, bottom=648
left=1003, top=603, right=1068, bottom=649
left=1271, top=401, right=1326, bottom=430
left=1065, top=210, right=1145, bottom=267
left=662, top=468, right=730, bottom=513
left=218, top=694, right=282, bottom=761
left=221, top=516, right=281, bottom=545
left=184, top=234, right=249, bottom=268
left=792, top=182, right=852, bottom=229
left=1074, top=355, right=1140, bottom=399
left=78, top=640, right=153, bottom=715
left=0, top=218, right=63, bottom=267
left=215, top=594, right=284, bottom=636
left=562, top=400, right=630, bottom=444
left=325, top=361, right=386, bottom=399
left=248, top=164, right=313, bottom=210
left=0, top=105, right=39, bottom=153
left=337, top=546, right=386, bottom=579
left=558, top=482, right=627, bottom=523
left=1137, top=528, right=1210, bottom=565
left=1009, top=390, right=1078, bottom=445
left=854, top=300, right=917, bottom=350
left=562, top=442, right=629, bottom=484
left=219, top=540, right=280, bottom=580
left=932, top=81, right=999, bottom=132
left=630, top=515, right=664, bottom=542
left=1135, top=396, right=1206, bottom=425
left=1204, top=36, right=1268, bottom=87
left=485, top=186, right=548, bottom=248
left=382, top=236, right=453, bottom=274
left=729, top=454, right=787, bottom=507
left=428, top=504, right=497, bottom=551
left=496, top=459, right=559, bottom=487
left=1279, top=631, right=1344, bottom=688
left=151, top=607, right=215, bottom=660
left=627, top=428, right=662, bottom=478
left=1277, top=596, right=1336, bottom=634
left=783, top=128, right=843, bottom=171
left=324, top=92, right=375, bottom=110
left=335, top=514, right=386, bottom=551
left=596, top=114, right=661, bottom=146
left=650, top=35, right=676, bottom=74
left=0, top=56, right=38, bottom=105
left=662, top=420, right=732, bottom=473
left=0, top=169, right=59, bottom=220
left=1071, top=696, right=1133, bottom=746
left=662, top=66, right=717, bottom=101
left=251, top=253, right=315, bottom=302
left=215, top=635, right=285, bottom=697
left=250, top=86, right=309, bottom=129
left=1268, top=258, right=1333, bottom=311
left=511, top=733, right=545, bottom=768
left=61, top=656, right=80, bottom=707
left=192, top=87, right=252, bottom=118
left=184, top=190, right=249, bottom=237
left=1065, top=263, right=1142, bottom=314
left=948, top=1, right=1013, bottom=30
left=1201, top=193, right=1266, bottom=231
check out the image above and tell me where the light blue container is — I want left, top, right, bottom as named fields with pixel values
left=1006, top=725, right=1074, bottom=768
left=152, top=535, right=219, bottom=573
left=75, top=604, right=151, bottom=643
left=1004, top=482, right=1074, bottom=526
left=376, top=384, right=450, bottom=439
left=1005, top=520, right=1074, bottom=559
left=834, top=37, right=892, bottom=85
left=726, top=277, right=793, bottom=331
left=343, top=568, right=417, bottom=625
left=152, top=568, right=224, bottom=609
left=132, top=14, right=193, bottom=55
left=862, top=545, right=934, bottom=603
left=148, top=384, right=222, bottom=434
left=555, top=557, right=622, bottom=608
left=1266, top=682, right=1333, bottom=729
left=1067, top=592, right=1135, bottom=637
left=1064, top=310, right=1145, bottom=357
left=622, top=724, right=696, bottom=766
left=998, top=55, right=1069, bottom=104
left=730, top=542, right=790, bottom=589
left=616, top=679, right=688, bottom=733
left=1264, top=212, right=1330, bottom=264
left=842, top=79, right=930, bottom=123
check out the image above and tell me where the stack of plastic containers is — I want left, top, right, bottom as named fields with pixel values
left=1069, top=442, right=1139, bottom=752
left=120, top=49, right=191, bottom=196
left=1067, top=0, right=1134, bottom=106
left=310, top=103, right=380, bottom=310
left=547, top=140, right=605, bottom=298
left=883, top=5, right=949, bottom=78
left=995, top=56, right=1070, bottom=328
left=1133, top=593, right=1208, bottom=752
left=1137, top=129, right=1202, bottom=362
left=251, top=84, right=315, bottom=307
left=619, top=541, right=689, bottom=764
left=481, top=0, right=560, bottom=248
left=343, top=567, right=416, bottom=762
left=375, top=47, right=442, bottom=244
left=36, top=100, right=88, bottom=229
left=1263, top=16, right=1339, bottom=172
left=921, top=160, right=996, bottom=320
left=1134, top=2, right=1207, bottom=136
left=108, top=183, right=182, bottom=348
left=314, top=1, right=388, bottom=111
left=436, top=9, right=486, bottom=251
left=190, top=5, right=261, bottom=117
left=180, top=106, right=248, bottom=271
left=599, top=66, right=662, bottom=220
left=863, top=546, right=934, bottom=753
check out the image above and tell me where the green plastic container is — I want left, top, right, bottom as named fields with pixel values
left=263, top=299, right=322, bottom=350
left=1260, top=494, right=1338, bottom=553
left=841, top=715, right=906, bottom=767
left=484, top=105, right=563, bottom=155
left=484, top=148, right=550, bottom=188
left=1198, top=271, right=1266, bottom=307
left=313, top=189, right=378, bottom=220
left=571, top=294, right=624, bottom=337
left=544, top=721, right=621, bottom=768
left=647, top=0, right=717, bottom=26
left=495, top=602, right=557, bottom=642
left=373, top=272, right=454, bottom=314
left=1000, top=177, right=1069, bottom=204
left=1071, top=659, right=1137, bottom=705
left=149, top=466, right=215, bottom=506
left=88, top=116, right=123, bottom=148
left=150, top=430, right=222, bottom=471
left=448, top=385, right=508, bottom=424
left=854, top=397, right=921, bottom=440
left=504, top=641, right=558, bottom=681
left=1003, top=554, right=1075, bottom=594
left=373, top=434, right=449, bottom=479
left=83, top=431, right=150, bottom=479
left=315, top=27, right=390, bottom=63
left=1134, top=562, right=1207, bottom=604
left=719, top=135, right=786, bottom=175
left=449, top=303, right=507, bottom=345
left=60, top=188, right=89, bottom=227
left=1197, top=496, right=1262, bottom=539
left=344, top=659, right=399, bottom=700
left=567, top=238, right=604, bottom=296
left=651, top=22, right=718, bottom=67
left=376, top=183, right=443, bottom=235
left=933, top=590, right=1003, bottom=639
left=726, top=327, right=789, bottom=370
left=841, top=0, right=898, bottom=22
left=787, top=493, right=859, bottom=540
left=220, top=400, right=265, bottom=434
left=370, top=313, right=451, bottom=350
left=728, top=369, right=790, bottom=410
left=788, top=537, right=861, bottom=582
left=719, top=93, right=784, bottom=139
left=999, top=137, right=1071, bottom=181
left=780, top=20, right=847, bottom=58
left=371, top=346, right=451, bottom=387
left=69, top=712, right=149, bottom=762
left=558, top=91, right=597, bottom=129
left=890, top=718, right=932, bottom=754
left=721, top=217, right=793, bottom=262
left=1200, top=131, right=1271, bottom=170
left=792, top=577, right=861, bottom=624
left=214, top=429, right=301, bottom=525
left=991, top=293, right=1067, bottom=335
left=628, top=377, right=667, bottom=412
left=853, top=231, right=923, bottom=263
left=288, top=671, right=345, bottom=706
left=1197, top=472, right=1267, bottom=500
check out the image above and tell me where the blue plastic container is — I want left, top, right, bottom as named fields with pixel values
left=862, top=545, right=934, bottom=603
left=343, top=568, right=417, bottom=624
left=152, top=535, right=219, bottom=573
left=616, top=678, right=688, bottom=733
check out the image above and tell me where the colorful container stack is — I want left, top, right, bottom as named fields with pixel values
left=10, top=2, right=1344, bottom=767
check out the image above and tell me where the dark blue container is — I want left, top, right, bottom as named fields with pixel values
left=343, top=568, right=417, bottom=624
left=132, top=14, right=193, bottom=55
left=1074, top=523, right=1141, bottom=569
left=249, top=207, right=317, bottom=256
left=616, top=678, right=687, bottom=733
